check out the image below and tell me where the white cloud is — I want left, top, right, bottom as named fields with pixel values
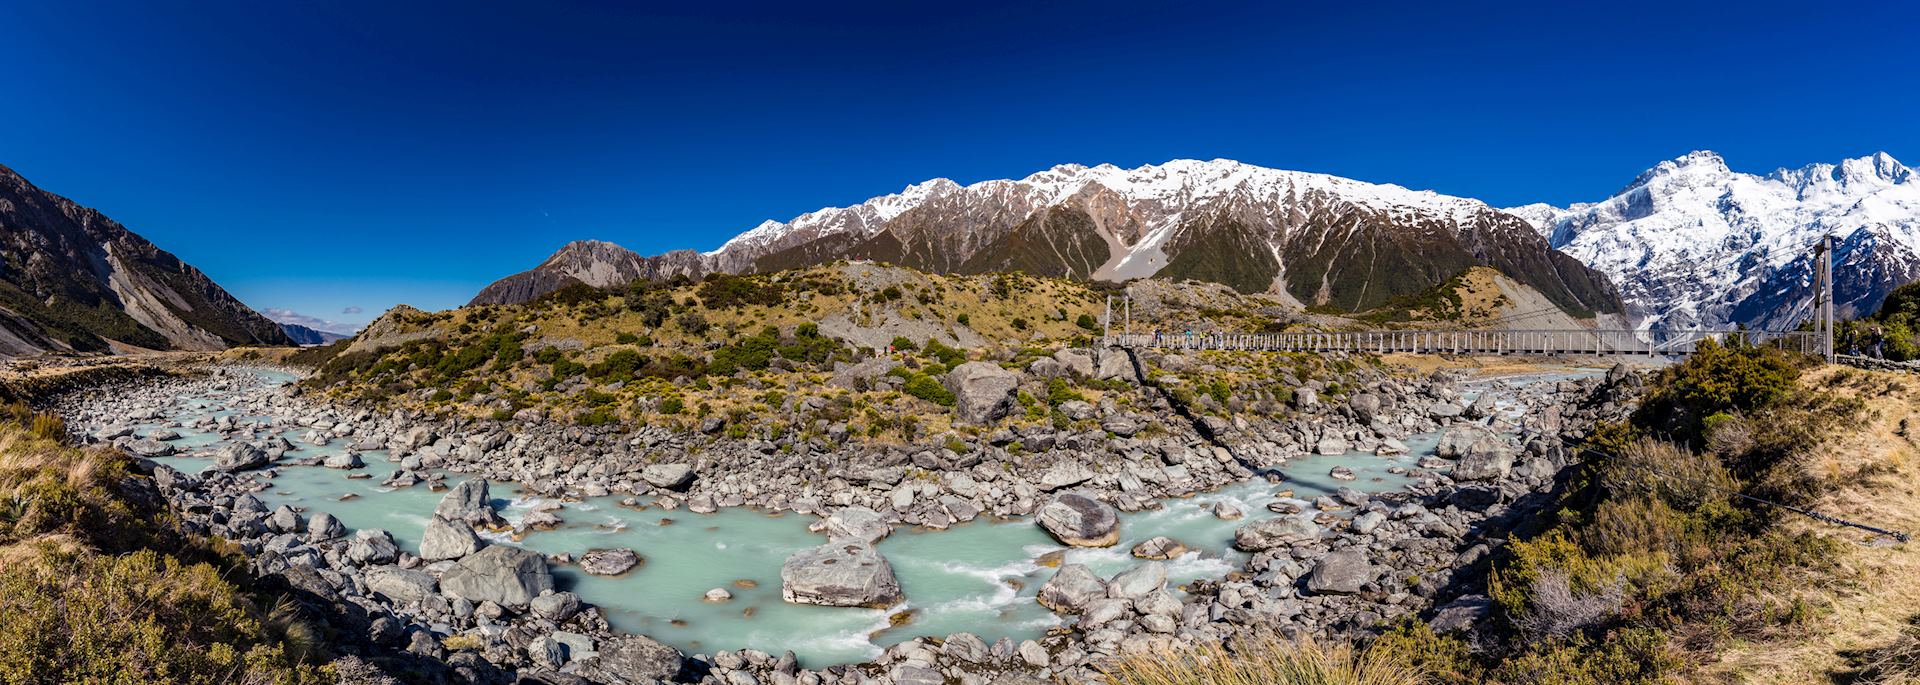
left=262, top=308, right=362, bottom=334
left=342, top=306, right=364, bottom=314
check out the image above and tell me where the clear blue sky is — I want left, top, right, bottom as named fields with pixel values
left=1, top=1, right=1914, bottom=331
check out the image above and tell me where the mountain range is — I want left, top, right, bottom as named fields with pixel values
left=0, top=163, right=290, bottom=356
left=1507, top=151, right=1919, bottom=333
left=5, top=149, right=1915, bottom=360
left=482, top=153, right=1920, bottom=336
left=476, top=159, right=1625, bottom=319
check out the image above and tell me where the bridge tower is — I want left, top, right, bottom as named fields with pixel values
left=1814, top=234, right=1834, bottom=361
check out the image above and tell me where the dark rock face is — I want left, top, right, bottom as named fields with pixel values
left=0, top=163, right=293, bottom=355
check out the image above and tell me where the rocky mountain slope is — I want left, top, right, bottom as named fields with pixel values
left=0, top=163, right=291, bottom=356
left=473, top=160, right=1623, bottom=319
left=468, top=239, right=704, bottom=306
left=1508, top=151, right=1920, bottom=333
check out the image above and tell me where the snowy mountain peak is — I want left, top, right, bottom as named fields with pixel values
left=1624, top=150, right=1732, bottom=191
left=1510, top=151, right=1920, bottom=333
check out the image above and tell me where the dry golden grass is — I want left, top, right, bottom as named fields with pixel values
left=1101, top=634, right=1427, bottom=685
left=1700, top=365, right=1920, bottom=684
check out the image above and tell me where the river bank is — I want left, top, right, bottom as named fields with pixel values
left=51, top=357, right=1640, bottom=684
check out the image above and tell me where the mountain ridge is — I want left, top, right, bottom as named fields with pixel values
left=0, top=163, right=292, bottom=356
left=474, top=159, right=1624, bottom=319
left=1507, top=150, right=1920, bottom=333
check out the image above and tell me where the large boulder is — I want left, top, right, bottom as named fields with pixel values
left=830, top=358, right=898, bottom=390
left=1052, top=349, right=1096, bottom=378
left=1452, top=433, right=1518, bottom=481
left=1435, top=424, right=1494, bottom=458
left=419, top=517, right=484, bottom=561
left=1306, top=550, right=1377, bottom=594
left=823, top=506, right=891, bottom=544
left=1036, top=563, right=1107, bottom=614
left=575, top=635, right=685, bottom=683
left=439, top=545, right=554, bottom=607
left=780, top=542, right=903, bottom=608
left=1036, top=491, right=1119, bottom=548
left=434, top=479, right=505, bottom=529
left=346, top=529, right=400, bottom=565
left=1349, top=393, right=1385, bottom=424
left=212, top=444, right=269, bottom=472
left=640, top=463, right=695, bottom=491
left=942, top=362, right=1020, bottom=425
left=365, top=565, right=438, bottom=604
left=125, top=438, right=175, bottom=458
left=1095, top=349, right=1133, bottom=381
left=1232, top=515, right=1322, bottom=552
left=1106, top=562, right=1167, bottom=600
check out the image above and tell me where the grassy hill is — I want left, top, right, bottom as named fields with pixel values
left=295, top=262, right=1354, bottom=441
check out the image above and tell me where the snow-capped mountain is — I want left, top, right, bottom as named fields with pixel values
left=478, top=160, right=1624, bottom=316
left=1508, top=151, right=1920, bottom=333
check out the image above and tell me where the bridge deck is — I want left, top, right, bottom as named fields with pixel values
left=1101, top=329, right=1821, bottom=357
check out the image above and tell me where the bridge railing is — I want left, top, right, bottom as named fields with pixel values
left=1099, top=329, right=1821, bottom=357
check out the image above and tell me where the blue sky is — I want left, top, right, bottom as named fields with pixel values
left=1, top=1, right=1915, bottom=331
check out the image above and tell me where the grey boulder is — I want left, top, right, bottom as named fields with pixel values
left=1232, top=515, right=1322, bottom=552
left=640, top=463, right=696, bottom=491
left=212, top=443, right=269, bottom=472
left=823, top=506, right=891, bottom=544
left=434, top=479, right=505, bottom=529
left=1036, top=491, right=1119, bottom=547
left=419, top=517, right=484, bottom=561
left=575, top=635, right=685, bottom=684
left=942, top=362, right=1020, bottom=425
left=1036, top=563, right=1106, bottom=614
left=439, top=545, right=554, bottom=607
left=1307, top=549, right=1377, bottom=594
left=780, top=542, right=903, bottom=609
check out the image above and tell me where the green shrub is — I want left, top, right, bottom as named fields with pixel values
left=575, top=409, right=619, bottom=426
left=615, top=332, right=639, bottom=344
left=1075, top=313, right=1099, bottom=331
left=1046, top=377, right=1086, bottom=407
left=890, top=336, right=919, bottom=352
left=903, top=374, right=955, bottom=407
left=698, top=273, right=785, bottom=309
left=923, top=338, right=966, bottom=367
left=1638, top=337, right=1801, bottom=442
left=659, top=397, right=685, bottom=415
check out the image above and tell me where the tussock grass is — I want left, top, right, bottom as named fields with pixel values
left=0, top=404, right=331, bottom=684
left=1100, top=634, right=1427, bottom=685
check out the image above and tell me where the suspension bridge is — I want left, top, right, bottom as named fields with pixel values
left=1098, top=328, right=1823, bottom=357
left=1097, top=235, right=1844, bottom=360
